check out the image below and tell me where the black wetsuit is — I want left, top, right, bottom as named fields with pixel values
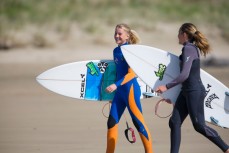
left=166, top=42, right=229, bottom=153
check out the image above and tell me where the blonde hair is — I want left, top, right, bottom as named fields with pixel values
left=179, top=23, right=210, bottom=57
left=115, top=23, right=140, bottom=44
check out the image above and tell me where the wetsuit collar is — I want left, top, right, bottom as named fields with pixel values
left=183, top=41, right=193, bottom=46
left=183, top=41, right=189, bottom=46
left=118, top=42, right=129, bottom=46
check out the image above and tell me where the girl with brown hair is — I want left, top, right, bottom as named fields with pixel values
left=156, top=23, right=229, bottom=153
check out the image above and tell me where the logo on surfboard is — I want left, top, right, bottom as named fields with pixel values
left=86, top=61, right=109, bottom=75
left=80, top=74, right=86, bottom=98
left=205, top=84, right=219, bottom=109
left=155, top=64, right=166, bottom=80
left=97, top=62, right=108, bottom=73
left=86, top=62, right=99, bottom=76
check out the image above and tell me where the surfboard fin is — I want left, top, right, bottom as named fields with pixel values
left=210, top=116, right=225, bottom=128
left=210, top=116, right=219, bottom=125
left=143, top=92, right=159, bottom=98
left=225, top=91, right=229, bottom=96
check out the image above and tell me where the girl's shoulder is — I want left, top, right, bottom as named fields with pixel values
left=113, top=46, right=122, bottom=53
left=182, top=43, right=199, bottom=58
left=183, top=42, right=198, bottom=53
left=185, top=42, right=197, bottom=49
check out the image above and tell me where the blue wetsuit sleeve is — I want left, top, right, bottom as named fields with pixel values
left=166, top=45, right=197, bottom=89
left=115, top=67, right=136, bottom=87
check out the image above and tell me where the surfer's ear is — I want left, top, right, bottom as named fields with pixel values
left=126, top=35, right=130, bottom=42
left=183, top=32, right=189, bottom=40
left=127, top=34, right=130, bottom=39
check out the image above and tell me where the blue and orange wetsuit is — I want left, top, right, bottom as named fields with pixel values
left=106, top=43, right=153, bottom=153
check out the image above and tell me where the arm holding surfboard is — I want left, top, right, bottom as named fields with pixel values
left=106, top=67, right=136, bottom=93
left=156, top=23, right=229, bottom=153
left=156, top=44, right=198, bottom=93
left=105, top=23, right=154, bottom=153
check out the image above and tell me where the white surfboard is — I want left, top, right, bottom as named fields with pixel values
left=121, top=45, right=229, bottom=128
left=36, top=60, right=156, bottom=101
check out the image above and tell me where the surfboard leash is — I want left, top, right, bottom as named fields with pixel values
left=155, top=98, right=174, bottom=118
left=123, top=114, right=136, bottom=144
left=102, top=102, right=111, bottom=118
left=101, top=102, right=136, bottom=143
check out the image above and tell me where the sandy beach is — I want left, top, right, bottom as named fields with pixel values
left=0, top=23, right=228, bottom=153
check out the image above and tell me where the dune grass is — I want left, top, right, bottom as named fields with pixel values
left=0, top=0, right=228, bottom=48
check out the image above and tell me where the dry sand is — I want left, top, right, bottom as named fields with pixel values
left=0, top=23, right=228, bottom=153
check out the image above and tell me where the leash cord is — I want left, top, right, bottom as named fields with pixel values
left=102, top=102, right=136, bottom=143
left=155, top=98, right=174, bottom=118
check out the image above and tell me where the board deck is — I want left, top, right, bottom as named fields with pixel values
left=36, top=60, right=155, bottom=101
left=121, top=45, right=229, bottom=128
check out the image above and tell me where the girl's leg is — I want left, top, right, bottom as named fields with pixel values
left=187, top=90, right=229, bottom=152
left=106, top=124, right=118, bottom=153
left=106, top=94, right=126, bottom=153
left=127, top=84, right=153, bottom=153
left=169, top=92, right=188, bottom=153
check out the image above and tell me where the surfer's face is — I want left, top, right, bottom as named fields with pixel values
left=114, top=27, right=129, bottom=45
left=178, top=30, right=187, bottom=45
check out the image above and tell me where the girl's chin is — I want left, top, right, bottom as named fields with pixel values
left=116, top=41, right=125, bottom=45
left=116, top=42, right=122, bottom=45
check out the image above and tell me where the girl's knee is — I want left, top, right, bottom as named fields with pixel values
left=193, top=123, right=218, bottom=137
left=193, top=123, right=205, bottom=133
left=169, top=118, right=180, bottom=129
left=132, top=119, right=140, bottom=131
left=132, top=119, right=149, bottom=140
left=107, top=115, right=117, bottom=129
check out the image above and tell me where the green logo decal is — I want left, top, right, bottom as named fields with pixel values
left=155, top=64, right=166, bottom=80
left=86, top=62, right=99, bottom=76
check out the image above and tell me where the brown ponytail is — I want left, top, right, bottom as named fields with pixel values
left=180, top=23, right=210, bottom=57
